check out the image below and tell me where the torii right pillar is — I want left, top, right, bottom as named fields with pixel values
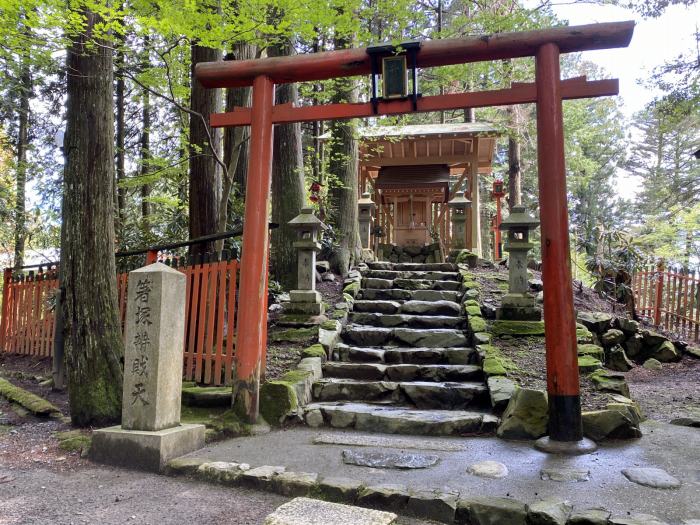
left=534, top=43, right=596, bottom=455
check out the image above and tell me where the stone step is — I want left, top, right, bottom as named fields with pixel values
left=367, top=262, right=456, bottom=272
left=333, top=344, right=478, bottom=365
left=363, top=270, right=461, bottom=282
left=342, top=326, right=468, bottom=348
left=356, top=288, right=462, bottom=303
left=351, top=299, right=461, bottom=316
left=322, top=362, right=483, bottom=382
left=347, top=312, right=464, bottom=329
left=361, top=278, right=461, bottom=292
left=304, top=402, right=498, bottom=436
left=312, top=378, right=488, bottom=409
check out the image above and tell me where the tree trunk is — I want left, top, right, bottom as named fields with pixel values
left=189, top=43, right=222, bottom=256
left=13, top=44, right=30, bottom=270
left=328, top=38, right=361, bottom=276
left=60, top=8, right=124, bottom=427
left=507, top=105, right=522, bottom=210
left=115, top=26, right=126, bottom=241
left=140, top=44, right=151, bottom=236
left=269, top=40, right=305, bottom=289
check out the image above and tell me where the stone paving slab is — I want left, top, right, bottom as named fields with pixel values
left=313, top=432, right=468, bottom=452
left=179, top=422, right=700, bottom=524
left=264, top=497, right=397, bottom=525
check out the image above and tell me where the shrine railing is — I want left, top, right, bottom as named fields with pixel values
left=0, top=231, right=247, bottom=386
left=632, top=261, right=700, bottom=343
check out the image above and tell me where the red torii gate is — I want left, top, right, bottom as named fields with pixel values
left=196, top=21, right=634, bottom=452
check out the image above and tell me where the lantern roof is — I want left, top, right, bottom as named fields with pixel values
left=358, top=192, right=376, bottom=206
left=448, top=190, right=471, bottom=208
left=288, top=206, right=326, bottom=229
left=499, top=205, right=539, bottom=231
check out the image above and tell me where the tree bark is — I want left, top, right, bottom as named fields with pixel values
left=328, top=38, right=361, bottom=276
left=140, top=42, right=151, bottom=236
left=507, top=105, right=522, bottom=210
left=189, top=44, right=222, bottom=256
left=114, top=25, right=126, bottom=241
left=13, top=43, right=30, bottom=270
left=60, top=8, right=124, bottom=427
left=269, top=40, right=305, bottom=289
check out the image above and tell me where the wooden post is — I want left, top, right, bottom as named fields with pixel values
left=146, top=249, right=158, bottom=264
left=654, top=259, right=665, bottom=327
left=533, top=43, right=593, bottom=453
left=0, top=268, right=12, bottom=351
left=232, top=75, right=274, bottom=422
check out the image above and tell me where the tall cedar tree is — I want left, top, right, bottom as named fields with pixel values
left=60, top=8, right=124, bottom=426
left=269, top=39, right=305, bottom=289
left=189, top=44, right=222, bottom=256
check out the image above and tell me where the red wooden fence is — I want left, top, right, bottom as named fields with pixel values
left=632, top=261, right=700, bottom=343
left=0, top=253, right=240, bottom=386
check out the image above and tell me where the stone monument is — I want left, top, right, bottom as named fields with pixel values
left=448, top=190, right=471, bottom=254
left=496, top=205, right=542, bottom=321
left=285, top=207, right=326, bottom=315
left=91, top=263, right=205, bottom=472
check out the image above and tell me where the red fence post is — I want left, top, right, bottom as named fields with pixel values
left=534, top=42, right=595, bottom=454
left=233, top=74, right=275, bottom=422
left=0, top=268, right=12, bottom=351
left=654, top=259, right=665, bottom=326
left=145, top=249, right=158, bottom=264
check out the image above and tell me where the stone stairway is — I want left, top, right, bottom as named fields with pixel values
left=304, top=261, right=498, bottom=437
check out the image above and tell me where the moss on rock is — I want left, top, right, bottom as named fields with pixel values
left=208, top=409, right=255, bottom=438
left=578, top=355, right=602, bottom=373
left=464, top=299, right=480, bottom=307
left=268, top=327, right=318, bottom=344
left=343, top=281, right=360, bottom=297
left=492, top=320, right=545, bottom=337
left=483, top=357, right=507, bottom=376
left=0, top=378, right=60, bottom=416
left=58, top=435, right=92, bottom=453
left=577, top=344, right=605, bottom=361
left=301, top=344, right=327, bottom=360
left=468, top=316, right=488, bottom=334
left=465, top=305, right=482, bottom=317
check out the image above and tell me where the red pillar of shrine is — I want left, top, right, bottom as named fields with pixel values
left=534, top=43, right=596, bottom=454
left=232, top=75, right=275, bottom=422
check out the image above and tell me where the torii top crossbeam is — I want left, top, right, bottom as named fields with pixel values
left=197, top=21, right=634, bottom=88
left=197, top=21, right=635, bottom=453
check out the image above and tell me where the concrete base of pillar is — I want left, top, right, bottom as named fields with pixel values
left=496, top=293, right=542, bottom=321
left=534, top=436, right=598, bottom=456
left=90, top=423, right=205, bottom=472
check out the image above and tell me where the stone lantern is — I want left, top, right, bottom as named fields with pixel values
left=357, top=192, right=376, bottom=250
left=287, top=206, right=326, bottom=315
left=448, top=190, right=471, bottom=253
left=496, top=205, right=541, bottom=321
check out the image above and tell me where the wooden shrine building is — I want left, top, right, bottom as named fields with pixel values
left=355, top=123, right=498, bottom=260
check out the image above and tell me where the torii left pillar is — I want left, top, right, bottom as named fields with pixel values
left=232, top=75, right=274, bottom=422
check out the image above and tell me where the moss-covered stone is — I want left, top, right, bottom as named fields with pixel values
left=578, top=344, right=605, bottom=361
left=483, top=357, right=507, bottom=376
left=578, top=355, right=602, bottom=373
left=589, top=369, right=630, bottom=397
left=259, top=369, right=313, bottom=425
left=343, top=281, right=360, bottom=297
left=464, top=299, right=480, bottom=307
left=465, top=305, right=482, bottom=317
left=208, top=409, right=255, bottom=438
left=320, top=320, right=338, bottom=331
left=456, top=250, right=479, bottom=266
left=496, top=387, right=548, bottom=440
left=181, top=386, right=231, bottom=407
left=268, top=327, right=318, bottom=344
left=58, top=435, right=92, bottom=453
left=330, top=309, right=347, bottom=320
left=492, top=320, right=545, bottom=337
left=468, top=316, right=488, bottom=333
left=0, top=378, right=60, bottom=416
left=576, top=324, right=595, bottom=344
left=301, top=344, right=327, bottom=360
left=463, top=280, right=481, bottom=290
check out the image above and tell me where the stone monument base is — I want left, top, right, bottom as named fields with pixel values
left=285, top=290, right=324, bottom=315
left=90, top=423, right=205, bottom=472
left=496, top=292, right=542, bottom=321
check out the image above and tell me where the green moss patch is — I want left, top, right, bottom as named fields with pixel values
left=181, top=386, right=231, bottom=407
left=578, top=344, right=604, bottom=361
left=0, top=378, right=60, bottom=416
left=578, top=355, right=602, bottom=373
left=464, top=299, right=480, bottom=307
left=320, top=320, right=339, bottom=331
left=268, top=327, right=318, bottom=344
left=492, top=320, right=545, bottom=337
left=59, top=435, right=92, bottom=453
left=483, top=357, right=507, bottom=376
left=208, top=409, right=254, bottom=438
left=468, top=316, right=488, bottom=333
left=465, top=305, right=482, bottom=317
left=180, top=405, right=229, bottom=426
left=301, top=344, right=327, bottom=360
left=260, top=381, right=299, bottom=426
left=343, top=281, right=360, bottom=297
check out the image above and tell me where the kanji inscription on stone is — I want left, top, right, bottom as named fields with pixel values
left=122, top=263, right=186, bottom=432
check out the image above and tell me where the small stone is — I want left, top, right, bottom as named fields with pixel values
left=670, top=417, right=700, bottom=427
left=643, top=358, right=662, bottom=370
left=540, top=468, right=589, bottom=482
left=457, top=496, right=527, bottom=525
left=617, top=317, right=640, bottom=335
left=624, top=333, right=644, bottom=358
left=568, top=508, right=611, bottom=525
left=582, top=408, right=641, bottom=441
left=356, top=484, right=410, bottom=513
left=272, top=471, right=319, bottom=497
left=240, top=465, right=286, bottom=489
left=496, top=387, right=548, bottom=440
left=263, top=497, right=396, bottom=525
left=601, top=329, right=625, bottom=347
left=621, top=467, right=681, bottom=489
left=527, top=498, right=572, bottom=525
left=342, top=449, right=439, bottom=469
left=197, top=461, right=251, bottom=485
left=648, top=340, right=680, bottom=363
left=467, top=460, right=508, bottom=479
left=405, top=489, right=458, bottom=523
left=606, top=345, right=634, bottom=372
left=577, top=312, right=613, bottom=334
left=321, top=272, right=336, bottom=282
left=488, top=376, right=516, bottom=410
left=304, top=409, right=324, bottom=428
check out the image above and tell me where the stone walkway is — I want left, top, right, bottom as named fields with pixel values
left=303, top=261, right=497, bottom=436
left=174, top=421, right=700, bottom=524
